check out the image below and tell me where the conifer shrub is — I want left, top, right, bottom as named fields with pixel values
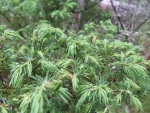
left=0, top=20, right=150, bottom=113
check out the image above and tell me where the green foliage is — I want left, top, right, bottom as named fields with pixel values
left=0, top=0, right=77, bottom=31
left=0, top=20, right=150, bottom=112
left=0, top=0, right=150, bottom=113
left=0, top=0, right=112, bottom=32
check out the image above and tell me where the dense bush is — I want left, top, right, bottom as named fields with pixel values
left=0, top=20, right=150, bottom=113
left=0, top=0, right=150, bottom=113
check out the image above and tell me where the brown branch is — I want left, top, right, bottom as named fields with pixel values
left=134, top=15, right=150, bottom=31
left=0, top=73, right=8, bottom=87
left=110, top=0, right=128, bottom=41
left=130, top=1, right=138, bottom=32
left=110, top=0, right=125, bottom=30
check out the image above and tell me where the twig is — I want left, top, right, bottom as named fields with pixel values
left=110, top=0, right=128, bottom=41
left=134, top=15, right=150, bottom=31
left=110, top=0, right=125, bottom=30
left=0, top=73, right=8, bottom=87
left=130, top=0, right=138, bottom=32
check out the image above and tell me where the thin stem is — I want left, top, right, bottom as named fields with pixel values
left=134, top=15, right=150, bottom=31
